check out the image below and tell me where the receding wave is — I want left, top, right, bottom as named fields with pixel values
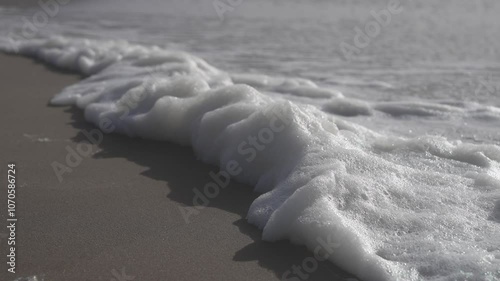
left=2, top=36, right=499, bottom=281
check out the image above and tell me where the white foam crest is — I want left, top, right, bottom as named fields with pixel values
left=323, top=97, right=500, bottom=123
left=2, top=36, right=500, bottom=281
left=232, top=73, right=344, bottom=99
left=374, top=135, right=500, bottom=168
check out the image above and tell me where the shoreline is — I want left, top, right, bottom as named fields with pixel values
left=0, top=53, right=354, bottom=281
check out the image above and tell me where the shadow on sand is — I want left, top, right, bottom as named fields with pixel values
left=62, top=105, right=357, bottom=281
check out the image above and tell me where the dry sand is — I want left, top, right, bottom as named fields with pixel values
left=0, top=53, right=354, bottom=281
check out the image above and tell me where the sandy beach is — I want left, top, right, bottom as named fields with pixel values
left=0, top=53, right=353, bottom=281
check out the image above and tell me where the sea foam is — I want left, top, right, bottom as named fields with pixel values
left=1, top=36, right=500, bottom=281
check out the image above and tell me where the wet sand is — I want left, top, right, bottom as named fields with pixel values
left=0, top=53, right=354, bottom=281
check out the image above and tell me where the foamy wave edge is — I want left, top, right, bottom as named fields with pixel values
left=2, top=36, right=500, bottom=281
